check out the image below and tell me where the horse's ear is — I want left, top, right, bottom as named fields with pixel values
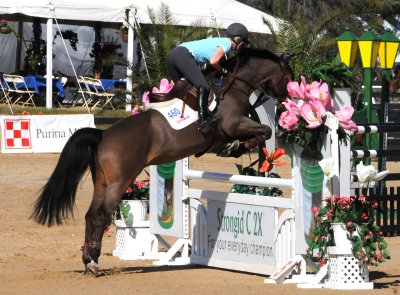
left=280, top=53, right=295, bottom=64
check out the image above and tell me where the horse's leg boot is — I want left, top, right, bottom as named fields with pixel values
left=197, top=86, right=216, bottom=134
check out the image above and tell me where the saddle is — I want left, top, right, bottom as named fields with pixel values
left=149, top=80, right=198, bottom=111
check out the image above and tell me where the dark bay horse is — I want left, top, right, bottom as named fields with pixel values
left=31, top=47, right=292, bottom=275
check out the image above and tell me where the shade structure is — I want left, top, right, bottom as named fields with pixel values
left=0, top=0, right=280, bottom=34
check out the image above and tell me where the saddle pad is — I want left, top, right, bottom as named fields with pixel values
left=147, top=98, right=198, bottom=130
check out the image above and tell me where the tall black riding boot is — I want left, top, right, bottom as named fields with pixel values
left=197, top=86, right=216, bottom=134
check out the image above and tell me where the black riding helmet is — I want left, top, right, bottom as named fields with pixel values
left=225, top=23, right=249, bottom=43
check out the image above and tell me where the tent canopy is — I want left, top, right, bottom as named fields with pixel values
left=0, top=0, right=279, bottom=34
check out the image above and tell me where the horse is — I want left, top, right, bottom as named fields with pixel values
left=31, top=47, right=292, bottom=275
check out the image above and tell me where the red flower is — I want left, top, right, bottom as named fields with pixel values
left=259, top=147, right=286, bottom=173
left=311, top=207, right=319, bottom=214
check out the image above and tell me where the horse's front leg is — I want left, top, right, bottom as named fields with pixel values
left=220, top=116, right=272, bottom=140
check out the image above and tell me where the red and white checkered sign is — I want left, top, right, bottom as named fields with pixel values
left=3, top=119, right=32, bottom=149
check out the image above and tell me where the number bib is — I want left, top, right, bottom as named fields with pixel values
left=149, top=98, right=198, bottom=130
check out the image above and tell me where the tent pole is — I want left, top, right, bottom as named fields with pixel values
left=46, top=17, right=53, bottom=109
left=126, top=9, right=135, bottom=111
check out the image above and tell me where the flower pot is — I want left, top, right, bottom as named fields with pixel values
left=331, top=223, right=359, bottom=251
left=119, top=199, right=149, bottom=226
left=300, top=150, right=324, bottom=193
left=121, top=33, right=128, bottom=43
left=0, top=26, right=11, bottom=34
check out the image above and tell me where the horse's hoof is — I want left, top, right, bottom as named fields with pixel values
left=85, top=261, right=99, bottom=277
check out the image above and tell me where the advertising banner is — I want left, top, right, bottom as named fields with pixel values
left=207, top=200, right=276, bottom=265
left=0, top=114, right=95, bottom=153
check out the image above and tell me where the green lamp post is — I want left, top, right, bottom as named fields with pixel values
left=377, top=29, right=400, bottom=174
left=358, top=29, right=381, bottom=152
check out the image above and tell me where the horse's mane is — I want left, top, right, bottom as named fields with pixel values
left=203, top=47, right=281, bottom=76
left=238, top=47, right=281, bottom=63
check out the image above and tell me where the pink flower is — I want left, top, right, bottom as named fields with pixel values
left=346, top=221, right=353, bottom=228
left=142, top=91, right=150, bottom=105
left=279, top=98, right=300, bottom=130
left=308, top=80, right=333, bottom=110
left=335, top=105, right=358, bottom=131
left=152, top=78, right=174, bottom=93
left=279, top=111, right=299, bottom=130
left=287, top=81, right=305, bottom=99
left=361, top=212, right=368, bottom=220
left=159, top=78, right=174, bottom=93
left=131, top=107, right=141, bottom=115
left=300, top=100, right=324, bottom=129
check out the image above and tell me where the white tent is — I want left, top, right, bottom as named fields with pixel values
left=0, top=1, right=280, bottom=108
left=0, top=0, right=278, bottom=33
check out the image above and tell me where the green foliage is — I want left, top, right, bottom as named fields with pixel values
left=24, top=19, right=47, bottom=76
left=89, top=41, right=123, bottom=78
left=293, top=55, right=358, bottom=91
left=54, top=30, right=79, bottom=51
left=231, top=158, right=283, bottom=197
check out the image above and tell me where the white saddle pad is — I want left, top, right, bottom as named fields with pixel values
left=146, top=96, right=217, bottom=130
left=147, top=98, right=198, bottom=130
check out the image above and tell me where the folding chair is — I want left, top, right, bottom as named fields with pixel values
left=0, top=75, right=13, bottom=114
left=75, top=76, right=95, bottom=108
left=85, top=77, right=116, bottom=110
left=2, top=74, right=36, bottom=107
left=53, top=76, right=67, bottom=108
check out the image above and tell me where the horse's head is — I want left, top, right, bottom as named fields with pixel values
left=234, top=47, right=293, bottom=101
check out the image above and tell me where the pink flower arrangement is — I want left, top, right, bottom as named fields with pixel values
left=277, top=76, right=358, bottom=153
left=132, top=78, right=174, bottom=115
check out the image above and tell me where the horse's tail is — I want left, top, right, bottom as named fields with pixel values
left=31, top=127, right=103, bottom=227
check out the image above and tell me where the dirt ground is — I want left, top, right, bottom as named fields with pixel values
left=1, top=153, right=400, bottom=295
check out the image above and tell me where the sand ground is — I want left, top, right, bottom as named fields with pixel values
left=0, top=153, right=399, bottom=295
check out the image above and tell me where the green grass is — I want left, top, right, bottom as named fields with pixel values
left=0, top=104, right=129, bottom=118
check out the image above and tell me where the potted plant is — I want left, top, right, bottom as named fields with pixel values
left=307, top=194, right=390, bottom=267
left=89, top=40, right=123, bottom=79
left=115, top=176, right=150, bottom=227
left=0, top=20, right=12, bottom=34
left=306, top=160, right=390, bottom=267
left=119, top=25, right=128, bottom=43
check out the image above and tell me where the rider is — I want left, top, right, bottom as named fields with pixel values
left=166, top=23, right=249, bottom=134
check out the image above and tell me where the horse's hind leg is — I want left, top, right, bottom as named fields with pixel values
left=82, top=181, right=123, bottom=276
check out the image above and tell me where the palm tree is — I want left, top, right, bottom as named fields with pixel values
left=261, top=0, right=357, bottom=89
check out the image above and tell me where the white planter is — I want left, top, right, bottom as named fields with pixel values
left=119, top=200, right=149, bottom=226
left=331, top=223, right=352, bottom=250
